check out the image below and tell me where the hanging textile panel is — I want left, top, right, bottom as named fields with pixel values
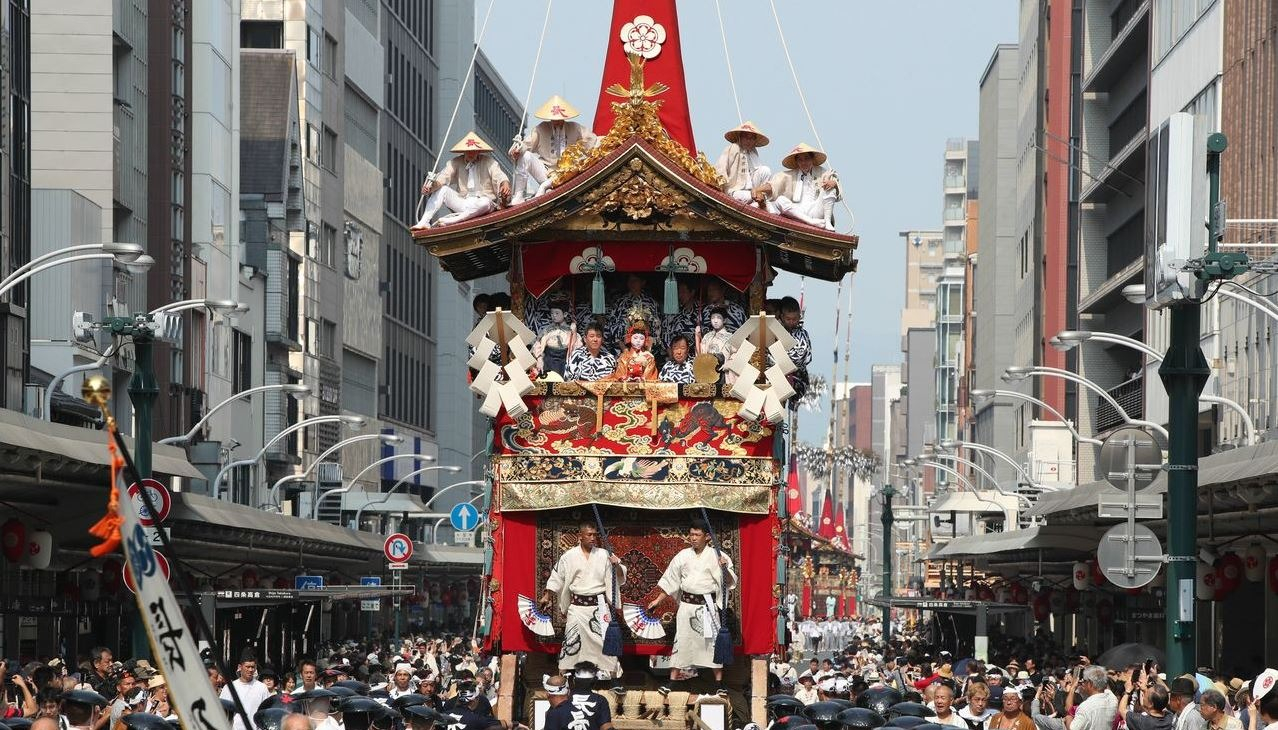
left=519, top=241, right=758, bottom=298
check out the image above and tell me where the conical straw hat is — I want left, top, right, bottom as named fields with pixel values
left=535, top=95, right=579, bottom=121
left=724, top=121, right=770, bottom=147
left=782, top=142, right=827, bottom=169
left=450, top=131, right=494, bottom=153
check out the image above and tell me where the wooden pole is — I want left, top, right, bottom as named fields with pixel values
left=497, top=653, right=518, bottom=723
left=750, top=657, right=767, bottom=725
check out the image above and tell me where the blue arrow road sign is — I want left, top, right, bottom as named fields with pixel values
left=296, top=575, right=324, bottom=590
left=450, top=502, right=481, bottom=532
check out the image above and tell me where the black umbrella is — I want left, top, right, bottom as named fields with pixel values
left=1096, top=643, right=1165, bottom=669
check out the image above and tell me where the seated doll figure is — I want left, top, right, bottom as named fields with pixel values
left=696, top=306, right=737, bottom=385
left=608, top=319, right=658, bottom=382
left=532, top=296, right=576, bottom=378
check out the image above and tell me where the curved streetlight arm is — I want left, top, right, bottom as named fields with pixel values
left=352, top=471, right=471, bottom=528
left=1012, top=366, right=1170, bottom=440
left=1061, top=333, right=1260, bottom=446
left=920, top=460, right=1028, bottom=514
left=1201, top=395, right=1259, bottom=445
left=1219, top=281, right=1278, bottom=320
left=43, top=342, right=119, bottom=422
left=160, top=383, right=309, bottom=445
left=933, top=453, right=1000, bottom=493
left=312, top=452, right=436, bottom=520
left=211, top=458, right=257, bottom=500
left=0, top=253, right=117, bottom=299
left=943, top=440, right=1039, bottom=489
left=266, top=433, right=400, bottom=510
left=976, top=389, right=1103, bottom=446
left=1, top=244, right=126, bottom=291
left=213, top=415, right=359, bottom=500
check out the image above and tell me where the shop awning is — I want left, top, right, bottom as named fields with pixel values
left=1027, top=440, right=1278, bottom=518
left=0, top=406, right=202, bottom=479
left=930, top=491, right=1020, bottom=514
left=926, top=525, right=1101, bottom=560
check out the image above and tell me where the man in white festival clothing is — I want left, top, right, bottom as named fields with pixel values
left=760, top=142, right=842, bottom=231
left=646, top=518, right=738, bottom=693
left=539, top=522, right=627, bottom=678
left=413, top=131, right=510, bottom=229
left=508, top=95, right=597, bottom=204
left=715, top=121, right=773, bottom=205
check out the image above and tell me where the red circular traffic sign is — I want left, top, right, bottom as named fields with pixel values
left=128, top=479, right=171, bottom=527
left=123, top=550, right=171, bottom=594
left=384, top=533, right=413, bottom=563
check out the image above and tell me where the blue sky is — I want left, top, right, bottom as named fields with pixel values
left=479, top=1, right=1018, bottom=444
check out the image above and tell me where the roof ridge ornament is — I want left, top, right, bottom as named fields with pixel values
left=553, top=52, right=723, bottom=190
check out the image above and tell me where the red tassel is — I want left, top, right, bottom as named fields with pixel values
left=88, top=428, right=125, bottom=557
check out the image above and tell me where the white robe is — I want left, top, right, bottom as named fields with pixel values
left=657, top=546, right=738, bottom=669
left=545, top=546, right=627, bottom=675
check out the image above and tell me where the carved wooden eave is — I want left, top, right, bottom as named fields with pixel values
left=411, top=136, right=859, bottom=282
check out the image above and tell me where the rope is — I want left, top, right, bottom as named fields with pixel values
left=712, top=0, right=743, bottom=124
left=416, top=0, right=498, bottom=219
left=518, top=0, right=555, bottom=134
left=766, top=0, right=856, bottom=231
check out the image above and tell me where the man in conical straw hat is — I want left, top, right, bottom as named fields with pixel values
left=758, top=142, right=842, bottom=231
left=413, top=131, right=511, bottom=229
left=715, top=121, right=772, bottom=205
left=508, top=95, right=597, bottom=204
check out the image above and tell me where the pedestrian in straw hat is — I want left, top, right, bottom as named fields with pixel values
left=758, top=142, right=842, bottom=231
left=413, top=131, right=511, bottom=229
left=508, top=95, right=597, bottom=204
left=715, top=121, right=772, bottom=206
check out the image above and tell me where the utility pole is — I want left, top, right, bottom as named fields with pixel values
left=1158, top=132, right=1243, bottom=677
left=880, top=483, right=896, bottom=630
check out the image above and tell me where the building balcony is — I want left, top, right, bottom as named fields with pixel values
left=944, top=208, right=966, bottom=222
left=944, top=175, right=966, bottom=192
left=1084, top=0, right=1149, bottom=93
left=1096, top=376, right=1144, bottom=433
left=1079, top=255, right=1144, bottom=315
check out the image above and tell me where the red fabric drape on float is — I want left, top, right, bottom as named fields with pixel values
left=800, top=582, right=812, bottom=618
left=785, top=457, right=804, bottom=518
left=836, top=594, right=846, bottom=616
left=818, top=488, right=836, bottom=539
left=519, top=242, right=757, bottom=299
left=593, top=0, right=696, bottom=152
left=495, top=510, right=776, bottom=657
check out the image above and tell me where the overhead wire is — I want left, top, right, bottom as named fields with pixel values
left=712, top=0, right=743, bottom=124
left=517, top=0, right=555, bottom=135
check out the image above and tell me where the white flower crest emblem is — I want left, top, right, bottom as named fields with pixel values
left=619, top=15, right=666, bottom=59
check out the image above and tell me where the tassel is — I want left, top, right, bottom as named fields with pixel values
left=713, top=623, right=732, bottom=665
left=592, top=272, right=606, bottom=315
left=88, top=430, right=125, bottom=557
left=603, top=616, right=624, bottom=657
left=663, top=272, right=677, bottom=315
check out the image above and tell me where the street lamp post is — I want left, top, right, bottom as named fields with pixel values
left=1051, top=330, right=1259, bottom=444
left=1003, top=365, right=1170, bottom=440
left=309, top=452, right=438, bottom=520
left=211, top=415, right=366, bottom=501
left=262, top=433, right=406, bottom=511
left=160, top=383, right=311, bottom=445
left=938, top=439, right=1045, bottom=491
left=880, top=483, right=896, bottom=630
left=969, top=388, right=1103, bottom=446
left=351, top=470, right=469, bottom=530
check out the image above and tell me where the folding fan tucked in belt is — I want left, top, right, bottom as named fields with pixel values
left=517, top=594, right=556, bottom=637
left=589, top=503, right=625, bottom=656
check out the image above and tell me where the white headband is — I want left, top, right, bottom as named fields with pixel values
left=572, top=668, right=597, bottom=680
left=542, top=675, right=569, bottom=695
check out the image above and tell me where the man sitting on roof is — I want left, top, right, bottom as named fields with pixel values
left=759, top=142, right=841, bottom=231
left=413, top=131, right=511, bottom=229
left=508, top=95, right=597, bottom=204
left=715, top=121, right=772, bottom=205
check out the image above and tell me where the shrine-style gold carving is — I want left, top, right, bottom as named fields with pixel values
left=580, top=158, right=693, bottom=223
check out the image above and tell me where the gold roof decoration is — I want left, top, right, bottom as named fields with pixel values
left=552, top=53, right=724, bottom=190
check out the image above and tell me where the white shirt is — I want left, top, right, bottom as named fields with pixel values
left=1073, top=690, right=1119, bottom=730
left=926, top=712, right=969, bottom=728
left=657, top=546, right=738, bottom=603
left=221, top=678, right=271, bottom=730
left=1175, top=703, right=1208, bottom=730
left=545, top=546, right=626, bottom=608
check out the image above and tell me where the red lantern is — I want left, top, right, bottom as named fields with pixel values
left=1010, top=582, right=1029, bottom=604
left=242, top=569, right=259, bottom=589
left=1032, top=591, right=1051, bottom=622
left=1198, top=562, right=1220, bottom=600
left=1, top=518, right=26, bottom=563
left=1072, top=562, right=1090, bottom=591
left=22, top=530, right=52, bottom=569
left=1218, top=553, right=1244, bottom=594
left=100, top=558, right=122, bottom=595
left=1097, top=597, right=1114, bottom=625
left=1089, top=559, right=1105, bottom=587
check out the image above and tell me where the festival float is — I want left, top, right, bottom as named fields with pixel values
left=411, top=1, right=858, bottom=726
